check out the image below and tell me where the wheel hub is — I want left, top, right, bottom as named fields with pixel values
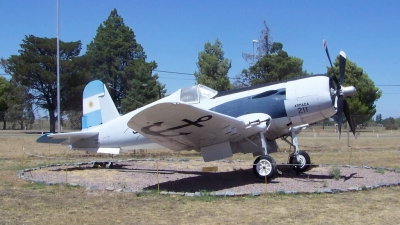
left=257, top=159, right=272, bottom=176
left=297, top=155, right=306, bottom=168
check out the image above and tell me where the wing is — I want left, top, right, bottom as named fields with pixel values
left=36, top=131, right=98, bottom=144
left=127, top=102, right=270, bottom=150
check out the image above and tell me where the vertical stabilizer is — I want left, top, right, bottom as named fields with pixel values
left=81, top=80, right=120, bottom=129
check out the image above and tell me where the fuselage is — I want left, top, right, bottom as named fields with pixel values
left=72, top=75, right=336, bottom=152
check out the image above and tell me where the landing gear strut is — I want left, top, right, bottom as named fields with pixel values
left=282, top=125, right=311, bottom=173
left=251, top=132, right=277, bottom=180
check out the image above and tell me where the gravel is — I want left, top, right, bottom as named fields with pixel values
left=23, top=160, right=400, bottom=195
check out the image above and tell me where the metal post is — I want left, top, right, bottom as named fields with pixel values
left=252, top=40, right=258, bottom=63
left=347, top=122, right=350, bottom=147
left=56, top=0, right=60, bottom=133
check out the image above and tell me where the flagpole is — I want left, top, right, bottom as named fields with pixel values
left=56, top=0, right=61, bottom=133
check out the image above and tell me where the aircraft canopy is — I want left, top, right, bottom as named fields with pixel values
left=180, top=84, right=218, bottom=103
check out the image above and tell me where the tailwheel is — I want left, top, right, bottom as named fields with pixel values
left=253, top=155, right=277, bottom=180
left=289, top=150, right=311, bottom=172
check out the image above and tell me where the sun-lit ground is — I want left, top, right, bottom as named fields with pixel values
left=1, top=126, right=399, bottom=224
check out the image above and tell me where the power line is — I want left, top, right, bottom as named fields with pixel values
left=158, top=76, right=195, bottom=80
left=153, top=70, right=194, bottom=76
left=158, top=76, right=240, bottom=81
left=155, top=69, right=239, bottom=80
left=154, top=70, right=400, bottom=84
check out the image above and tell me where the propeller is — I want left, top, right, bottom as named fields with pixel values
left=323, top=40, right=356, bottom=137
left=323, top=40, right=340, bottom=89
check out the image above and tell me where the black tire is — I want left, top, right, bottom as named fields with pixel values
left=253, top=155, right=277, bottom=180
left=290, top=150, right=311, bottom=172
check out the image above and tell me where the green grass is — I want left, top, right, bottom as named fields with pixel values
left=375, top=167, right=385, bottom=174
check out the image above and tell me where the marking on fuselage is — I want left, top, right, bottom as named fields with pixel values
left=295, top=102, right=310, bottom=114
left=141, top=115, right=213, bottom=137
left=294, top=102, right=309, bottom=107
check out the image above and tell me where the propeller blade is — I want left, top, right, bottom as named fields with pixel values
left=339, top=51, right=346, bottom=85
left=323, top=40, right=333, bottom=68
left=336, top=95, right=344, bottom=138
left=323, top=40, right=340, bottom=88
left=343, top=99, right=356, bottom=136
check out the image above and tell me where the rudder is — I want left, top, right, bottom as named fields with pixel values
left=81, top=80, right=119, bottom=129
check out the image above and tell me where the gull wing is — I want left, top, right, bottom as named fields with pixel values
left=127, top=102, right=268, bottom=151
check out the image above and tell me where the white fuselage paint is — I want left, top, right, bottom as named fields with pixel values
left=74, top=75, right=336, bottom=152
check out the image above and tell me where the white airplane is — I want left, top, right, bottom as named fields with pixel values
left=37, top=43, right=357, bottom=180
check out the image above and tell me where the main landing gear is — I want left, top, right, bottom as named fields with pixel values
left=252, top=126, right=312, bottom=180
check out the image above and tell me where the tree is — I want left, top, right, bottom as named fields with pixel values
left=242, top=20, right=274, bottom=62
left=381, top=117, right=398, bottom=130
left=194, top=39, right=232, bottom=91
left=236, top=21, right=306, bottom=88
left=86, top=9, right=165, bottom=113
left=327, top=56, right=382, bottom=125
left=375, top=113, right=382, bottom=124
left=235, top=45, right=305, bottom=87
left=121, top=61, right=166, bottom=112
left=1, top=35, right=84, bottom=132
left=0, top=76, right=9, bottom=129
left=66, top=110, right=82, bottom=130
left=5, top=80, right=34, bottom=130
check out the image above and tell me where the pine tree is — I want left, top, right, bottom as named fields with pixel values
left=86, top=9, right=165, bottom=113
left=194, top=39, right=232, bottom=91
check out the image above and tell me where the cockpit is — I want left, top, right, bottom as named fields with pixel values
left=180, top=84, right=218, bottom=103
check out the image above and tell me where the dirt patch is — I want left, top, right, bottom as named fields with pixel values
left=24, top=160, right=400, bottom=194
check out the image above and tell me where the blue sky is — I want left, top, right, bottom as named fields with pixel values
left=1, top=0, right=400, bottom=118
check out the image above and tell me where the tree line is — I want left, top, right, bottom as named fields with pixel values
left=0, top=10, right=382, bottom=132
left=374, top=114, right=400, bottom=130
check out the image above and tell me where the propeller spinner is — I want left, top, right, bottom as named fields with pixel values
left=323, top=40, right=357, bottom=137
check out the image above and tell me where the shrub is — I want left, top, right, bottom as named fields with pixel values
left=329, top=166, right=341, bottom=181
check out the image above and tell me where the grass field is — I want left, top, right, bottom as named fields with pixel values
left=1, top=127, right=399, bottom=224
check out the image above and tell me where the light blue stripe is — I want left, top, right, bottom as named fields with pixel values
left=82, top=110, right=102, bottom=128
left=83, top=80, right=104, bottom=99
left=82, top=115, right=88, bottom=129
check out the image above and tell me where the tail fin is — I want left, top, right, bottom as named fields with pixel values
left=81, top=80, right=120, bottom=129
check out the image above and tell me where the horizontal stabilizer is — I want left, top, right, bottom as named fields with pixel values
left=36, top=133, right=65, bottom=144
left=36, top=131, right=99, bottom=144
